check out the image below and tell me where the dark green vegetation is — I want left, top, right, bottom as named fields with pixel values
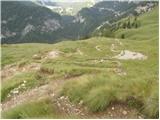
left=1, top=4, right=159, bottom=120
left=61, top=7, right=159, bottom=118
left=93, top=2, right=158, bottom=38
left=2, top=98, right=64, bottom=119
left=2, top=1, right=158, bottom=44
left=1, top=1, right=62, bottom=43
left=1, top=71, right=46, bottom=102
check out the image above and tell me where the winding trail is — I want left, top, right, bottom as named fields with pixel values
left=1, top=46, right=145, bottom=118
left=1, top=63, right=41, bottom=83
left=95, top=45, right=101, bottom=51
left=109, top=38, right=127, bottom=76
left=110, top=44, right=120, bottom=53
left=77, top=48, right=83, bottom=56
left=2, top=79, right=62, bottom=111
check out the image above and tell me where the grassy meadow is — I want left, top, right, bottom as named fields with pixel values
left=1, top=7, right=159, bottom=119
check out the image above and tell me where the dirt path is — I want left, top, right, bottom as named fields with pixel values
left=2, top=79, right=64, bottom=111
left=113, top=50, right=147, bottom=60
left=109, top=39, right=127, bottom=76
left=77, top=48, right=83, bottom=56
left=1, top=50, right=63, bottom=111
left=1, top=50, right=63, bottom=83
left=1, top=63, right=41, bottom=83
left=110, top=38, right=122, bottom=53
left=115, top=38, right=123, bottom=46
left=1, top=48, right=144, bottom=118
left=95, top=45, right=101, bottom=51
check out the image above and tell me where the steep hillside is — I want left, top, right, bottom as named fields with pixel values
left=61, top=1, right=158, bottom=40
left=33, top=0, right=95, bottom=16
left=2, top=1, right=154, bottom=44
left=93, top=2, right=158, bottom=37
left=1, top=1, right=63, bottom=43
left=115, top=6, right=158, bottom=41
left=1, top=6, right=159, bottom=119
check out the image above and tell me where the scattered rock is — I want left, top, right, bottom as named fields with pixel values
left=51, top=93, right=55, bottom=97
left=21, top=83, right=25, bottom=87
left=100, top=59, right=104, bottom=63
left=32, top=54, right=41, bottom=60
left=60, top=96, right=65, bottom=100
left=111, top=107, right=115, bottom=110
left=7, top=94, right=11, bottom=98
left=12, top=90, right=19, bottom=94
left=65, top=96, right=68, bottom=100
left=113, top=50, right=147, bottom=60
left=79, top=100, right=83, bottom=105
left=47, top=50, right=61, bottom=59
left=122, top=110, right=127, bottom=115
left=57, top=103, right=61, bottom=107
left=95, top=45, right=101, bottom=51
left=138, top=116, right=143, bottom=119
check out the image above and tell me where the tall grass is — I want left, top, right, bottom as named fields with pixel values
left=61, top=73, right=158, bottom=118
left=2, top=98, right=60, bottom=119
left=1, top=71, right=46, bottom=102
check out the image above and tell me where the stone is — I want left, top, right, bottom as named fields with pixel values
left=57, top=103, right=61, bottom=107
left=122, top=110, right=127, bottom=115
left=21, top=83, right=25, bottom=87
left=13, top=90, right=19, bottom=94
left=138, top=116, right=142, bottom=119
left=51, top=93, right=55, bottom=97
left=79, top=100, right=83, bottom=105
left=7, top=94, right=11, bottom=97
left=111, top=107, right=115, bottom=110
left=60, top=96, right=65, bottom=100
left=32, top=54, right=41, bottom=60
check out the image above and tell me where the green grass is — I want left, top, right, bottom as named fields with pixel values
left=1, top=71, right=46, bottom=102
left=1, top=6, right=158, bottom=119
left=115, top=7, right=158, bottom=41
left=2, top=98, right=64, bottom=119
left=60, top=7, right=159, bottom=118
left=1, top=43, right=54, bottom=67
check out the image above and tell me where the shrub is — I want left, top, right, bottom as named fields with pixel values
left=121, top=34, right=125, bottom=39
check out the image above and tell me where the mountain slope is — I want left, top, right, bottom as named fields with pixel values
left=2, top=1, right=154, bottom=43
left=1, top=7, right=159, bottom=118
left=115, top=6, right=158, bottom=41
left=92, top=2, right=158, bottom=37
left=1, top=1, right=63, bottom=43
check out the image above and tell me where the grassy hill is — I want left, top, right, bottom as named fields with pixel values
left=1, top=6, right=158, bottom=119
left=115, top=6, right=158, bottom=41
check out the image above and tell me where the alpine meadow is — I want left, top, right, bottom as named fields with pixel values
left=1, top=0, right=159, bottom=119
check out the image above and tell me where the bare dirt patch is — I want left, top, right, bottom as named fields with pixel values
left=54, top=95, right=144, bottom=119
left=76, top=48, right=83, bottom=56
left=1, top=79, right=64, bottom=111
left=87, top=103, right=144, bottom=119
left=1, top=63, right=41, bottom=82
left=46, top=50, right=62, bottom=59
left=113, top=50, right=147, bottom=60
